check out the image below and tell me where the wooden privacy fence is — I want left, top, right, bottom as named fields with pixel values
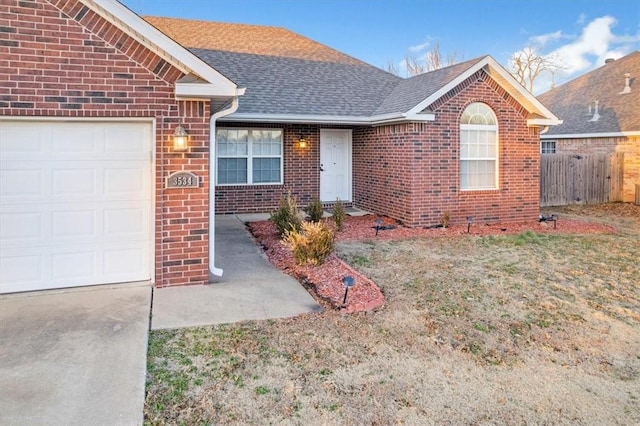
left=540, top=153, right=624, bottom=207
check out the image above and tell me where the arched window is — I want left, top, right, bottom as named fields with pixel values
left=460, top=102, right=498, bottom=190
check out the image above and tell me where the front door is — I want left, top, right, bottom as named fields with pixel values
left=320, top=129, right=352, bottom=203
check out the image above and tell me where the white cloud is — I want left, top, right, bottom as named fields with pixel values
left=511, top=15, right=640, bottom=93
left=408, top=39, right=431, bottom=53
left=548, top=16, right=618, bottom=75
left=530, top=30, right=564, bottom=48
left=576, top=13, right=587, bottom=25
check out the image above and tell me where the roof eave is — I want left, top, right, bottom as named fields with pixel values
left=541, top=130, right=640, bottom=139
left=221, top=112, right=435, bottom=125
left=81, top=0, right=240, bottom=99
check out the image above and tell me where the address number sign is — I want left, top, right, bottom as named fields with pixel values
left=166, top=171, right=200, bottom=189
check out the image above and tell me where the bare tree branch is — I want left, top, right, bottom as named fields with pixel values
left=509, top=46, right=566, bottom=93
left=386, top=40, right=463, bottom=77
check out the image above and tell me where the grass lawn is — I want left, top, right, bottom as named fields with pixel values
left=144, top=204, right=639, bottom=425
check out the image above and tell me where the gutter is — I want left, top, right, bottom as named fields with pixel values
left=208, top=97, right=240, bottom=277
left=541, top=131, right=640, bottom=139
left=221, top=112, right=436, bottom=126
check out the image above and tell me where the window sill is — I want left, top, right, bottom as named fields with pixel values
left=460, top=188, right=500, bottom=194
left=216, top=183, right=284, bottom=189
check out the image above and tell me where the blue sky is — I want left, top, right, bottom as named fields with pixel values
left=123, top=0, right=640, bottom=93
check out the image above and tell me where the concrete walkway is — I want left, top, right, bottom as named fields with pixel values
left=0, top=284, right=151, bottom=426
left=150, top=215, right=323, bottom=330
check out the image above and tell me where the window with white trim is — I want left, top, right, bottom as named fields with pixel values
left=541, top=140, right=556, bottom=154
left=216, top=128, right=283, bottom=185
left=460, top=102, right=498, bottom=190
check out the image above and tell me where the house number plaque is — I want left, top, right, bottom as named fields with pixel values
left=166, top=171, right=200, bottom=189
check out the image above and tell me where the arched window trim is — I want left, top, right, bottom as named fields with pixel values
left=460, top=102, right=499, bottom=191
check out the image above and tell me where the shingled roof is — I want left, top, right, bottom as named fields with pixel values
left=538, top=51, right=640, bottom=137
left=145, top=16, right=558, bottom=125
left=373, top=57, right=486, bottom=115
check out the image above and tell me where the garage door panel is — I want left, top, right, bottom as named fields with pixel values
left=104, top=124, right=150, bottom=153
left=52, top=210, right=96, bottom=238
left=0, top=253, right=44, bottom=293
left=52, top=169, right=97, bottom=197
left=0, top=211, right=43, bottom=241
left=104, top=166, right=148, bottom=197
left=52, top=251, right=96, bottom=280
left=104, top=246, right=148, bottom=276
left=0, top=120, right=153, bottom=293
left=0, top=126, right=46, bottom=154
left=0, top=168, right=43, bottom=198
left=52, top=125, right=99, bottom=154
left=104, top=207, right=147, bottom=236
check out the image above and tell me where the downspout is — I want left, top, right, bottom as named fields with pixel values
left=209, top=97, right=239, bottom=277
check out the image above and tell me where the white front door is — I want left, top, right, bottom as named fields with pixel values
left=0, top=120, right=153, bottom=293
left=320, top=129, right=352, bottom=203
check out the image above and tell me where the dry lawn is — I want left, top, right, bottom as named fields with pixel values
left=145, top=204, right=639, bottom=425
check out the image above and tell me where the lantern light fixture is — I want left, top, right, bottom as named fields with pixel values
left=297, top=134, right=308, bottom=149
left=173, top=125, right=188, bottom=152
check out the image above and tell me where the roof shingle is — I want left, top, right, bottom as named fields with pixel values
left=538, top=51, right=640, bottom=135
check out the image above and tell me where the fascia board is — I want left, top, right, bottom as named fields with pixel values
left=527, top=118, right=563, bottom=126
left=483, top=56, right=561, bottom=124
left=175, top=82, right=245, bottom=99
left=541, top=131, right=640, bottom=139
left=82, top=0, right=239, bottom=96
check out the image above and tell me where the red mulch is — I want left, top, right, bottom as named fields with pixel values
left=247, top=214, right=615, bottom=313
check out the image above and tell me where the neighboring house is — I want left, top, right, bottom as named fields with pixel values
left=0, top=0, right=559, bottom=294
left=538, top=51, right=640, bottom=202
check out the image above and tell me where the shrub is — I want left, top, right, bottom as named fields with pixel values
left=284, top=221, right=335, bottom=265
left=270, top=191, right=303, bottom=237
left=305, top=197, right=324, bottom=223
left=332, top=199, right=346, bottom=231
left=440, top=211, right=451, bottom=228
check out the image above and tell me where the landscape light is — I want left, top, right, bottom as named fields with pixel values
left=342, top=276, right=355, bottom=305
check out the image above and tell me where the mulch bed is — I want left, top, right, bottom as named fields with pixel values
left=247, top=214, right=615, bottom=313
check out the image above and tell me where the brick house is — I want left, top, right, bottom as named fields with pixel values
left=1, top=0, right=559, bottom=294
left=538, top=51, right=640, bottom=202
left=147, top=16, right=560, bottom=225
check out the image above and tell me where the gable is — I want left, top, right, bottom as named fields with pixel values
left=49, top=0, right=242, bottom=101
left=2, top=0, right=181, bottom=112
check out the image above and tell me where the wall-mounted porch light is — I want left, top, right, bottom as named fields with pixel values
left=297, top=134, right=308, bottom=149
left=173, top=125, right=188, bottom=152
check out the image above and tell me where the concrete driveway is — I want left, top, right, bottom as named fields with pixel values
left=0, top=215, right=322, bottom=425
left=0, top=284, right=151, bottom=426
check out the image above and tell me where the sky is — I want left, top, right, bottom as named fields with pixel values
left=122, top=0, right=640, bottom=94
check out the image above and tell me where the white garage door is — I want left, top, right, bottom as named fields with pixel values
left=0, top=120, right=153, bottom=293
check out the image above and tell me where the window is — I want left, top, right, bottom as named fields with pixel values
left=216, top=128, right=283, bottom=185
left=541, top=140, right=556, bottom=154
left=460, top=102, right=498, bottom=190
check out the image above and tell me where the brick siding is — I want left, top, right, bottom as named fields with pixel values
left=1, top=0, right=210, bottom=287
left=215, top=122, right=328, bottom=214
left=354, top=70, right=541, bottom=227
left=555, top=136, right=640, bottom=202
